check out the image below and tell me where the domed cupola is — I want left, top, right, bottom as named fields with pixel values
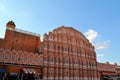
left=6, top=21, right=16, bottom=29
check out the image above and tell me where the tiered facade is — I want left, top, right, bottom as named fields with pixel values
left=0, top=21, right=120, bottom=80
left=42, top=26, right=98, bottom=80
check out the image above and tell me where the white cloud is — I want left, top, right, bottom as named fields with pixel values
left=97, top=53, right=104, bottom=61
left=97, top=53, right=104, bottom=58
left=84, top=29, right=98, bottom=43
left=95, top=40, right=110, bottom=49
left=84, top=29, right=110, bottom=50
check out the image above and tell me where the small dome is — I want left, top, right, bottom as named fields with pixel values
left=6, top=21, right=16, bottom=29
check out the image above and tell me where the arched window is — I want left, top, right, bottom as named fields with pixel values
left=44, top=56, right=47, bottom=61
left=49, top=56, right=54, bottom=62
left=48, top=43, right=53, bottom=50
left=48, top=34, right=53, bottom=40
left=62, top=36, right=67, bottom=42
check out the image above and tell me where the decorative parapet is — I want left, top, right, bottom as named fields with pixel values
left=6, top=27, right=40, bottom=37
left=0, top=48, right=43, bottom=66
left=98, top=62, right=116, bottom=72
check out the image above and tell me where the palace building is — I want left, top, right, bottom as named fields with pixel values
left=0, top=21, right=120, bottom=80
left=0, top=21, right=43, bottom=80
left=42, top=26, right=98, bottom=80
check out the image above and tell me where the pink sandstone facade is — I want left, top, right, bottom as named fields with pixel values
left=0, top=21, right=120, bottom=80
left=42, top=26, right=98, bottom=80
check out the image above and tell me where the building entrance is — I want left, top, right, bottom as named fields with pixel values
left=0, top=68, right=7, bottom=80
left=8, top=73, right=18, bottom=80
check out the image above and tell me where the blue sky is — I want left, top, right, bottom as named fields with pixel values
left=0, top=0, right=120, bottom=64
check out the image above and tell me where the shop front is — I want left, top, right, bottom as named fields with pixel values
left=0, top=68, right=7, bottom=80
left=0, top=64, right=43, bottom=80
left=20, top=68, right=36, bottom=80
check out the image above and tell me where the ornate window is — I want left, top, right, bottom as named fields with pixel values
left=48, top=43, right=53, bottom=50
left=80, top=41, right=83, bottom=46
left=56, top=57, right=59, bottom=63
left=44, top=43, right=47, bottom=49
left=64, top=58, right=68, bottom=64
left=48, top=34, right=53, bottom=40
left=54, top=45, right=56, bottom=50
left=4, top=53, right=9, bottom=61
left=59, top=57, right=62, bottom=63
left=49, top=56, right=54, bottom=62
left=0, top=52, right=3, bottom=61
left=44, top=56, right=47, bottom=61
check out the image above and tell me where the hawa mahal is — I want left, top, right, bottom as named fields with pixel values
left=0, top=21, right=120, bottom=80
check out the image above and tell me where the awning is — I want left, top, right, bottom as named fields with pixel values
left=0, top=68, right=6, bottom=73
left=31, top=69, right=36, bottom=74
left=22, top=68, right=36, bottom=74
left=27, top=68, right=32, bottom=74
left=109, top=75, right=120, bottom=79
left=22, top=68, right=28, bottom=74
left=102, top=74, right=120, bottom=79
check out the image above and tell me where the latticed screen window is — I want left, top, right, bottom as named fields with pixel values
left=0, top=53, right=3, bottom=60
left=57, top=46, right=60, bottom=51
left=82, top=61, right=86, bottom=65
left=49, top=35, right=53, bottom=40
left=49, top=56, right=54, bottom=62
left=23, top=56, right=27, bottom=62
left=60, top=71, right=62, bottom=75
left=62, top=36, right=67, bottom=42
left=68, top=47, right=70, bottom=52
left=64, top=70, right=68, bottom=75
left=71, top=48, right=73, bottom=53
left=4, top=54, right=9, bottom=60
left=65, top=47, right=67, bottom=52
left=51, top=57, right=54, bottom=62
left=70, top=59, right=72, bottom=64
left=59, top=58, right=62, bottom=63
left=44, top=43, right=47, bottom=49
left=55, top=57, right=58, bottom=62
left=54, top=45, right=56, bottom=50
left=72, top=60, right=75, bottom=64
left=81, top=49, right=85, bottom=56
left=44, top=69, right=47, bottom=74
left=75, top=59, right=78, bottom=64
left=44, top=56, right=47, bottom=61
left=49, top=43, right=53, bottom=49
left=73, top=47, right=77, bottom=53
left=69, top=38, right=72, bottom=42
left=80, top=41, right=83, bottom=46
left=43, top=33, right=48, bottom=41
left=55, top=36, right=57, bottom=41
left=64, top=58, right=68, bottom=64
